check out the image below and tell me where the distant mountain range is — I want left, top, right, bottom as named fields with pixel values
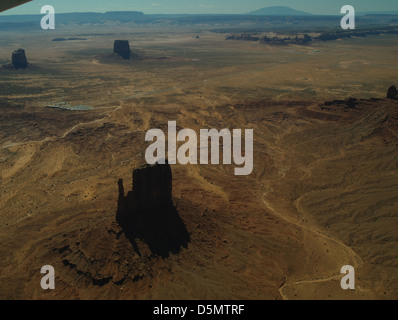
left=1, top=8, right=398, bottom=31
left=246, top=6, right=312, bottom=16
left=360, top=11, right=398, bottom=15
left=246, top=7, right=398, bottom=16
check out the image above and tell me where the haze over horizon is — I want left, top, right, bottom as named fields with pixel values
left=1, top=0, right=398, bottom=16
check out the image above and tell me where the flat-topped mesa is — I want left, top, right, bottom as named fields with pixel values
left=12, top=49, right=28, bottom=69
left=116, top=161, right=189, bottom=257
left=113, top=40, right=131, bottom=59
left=387, top=85, right=397, bottom=99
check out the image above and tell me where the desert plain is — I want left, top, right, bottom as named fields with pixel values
left=0, top=22, right=397, bottom=300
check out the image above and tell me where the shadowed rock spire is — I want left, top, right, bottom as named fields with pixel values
left=387, top=86, right=397, bottom=99
left=12, top=49, right=28, bottom=69
left=116, top=161, right=189, bottom=257
left=114, top=40, right=131, bottom=59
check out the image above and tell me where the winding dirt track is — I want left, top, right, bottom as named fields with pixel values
left=262, top=195, right=363, bottom=300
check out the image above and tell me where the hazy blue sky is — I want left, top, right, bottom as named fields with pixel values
left=2, top=0, right=398, bottom=15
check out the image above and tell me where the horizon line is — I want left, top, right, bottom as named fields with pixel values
left=2, top=10, right=398, bottom=17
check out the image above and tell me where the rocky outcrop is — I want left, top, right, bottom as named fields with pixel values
left=297, top=34, right=312, bottom=44
left=387, top=85, right=397, bottom=99
left=117, top=161, right=189, bottom=257
left=323, top=97, right=359, bottom=109
left=345, top=97, right=359, bottom=109
left=226, top=33, right=312, bottom=45
left=12, top=49, right=28, bottom=69
left=113, top=40, right=131, bottom=59
left=316, top=33, right=342, bottom=42
left=226, top=34, right=259, bottom=41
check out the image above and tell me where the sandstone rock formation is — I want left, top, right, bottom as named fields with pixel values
left=117, top=161, right=189, bottom=257
left=323, top=97, right=359, bottom=109
left=226, top=34, right=259, bottom=41
left=12, top=49, right=28, bottom=69
left=387, top=85, right=397, bottom=99
left=227, top=33, right=312, bottom=45
left=113, top=40, right=131, bottom=59
left=345, top=97, right=359, bottom=109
